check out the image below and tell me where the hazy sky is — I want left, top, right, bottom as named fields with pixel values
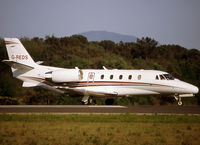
left=0, top=0, right=200, bottom=49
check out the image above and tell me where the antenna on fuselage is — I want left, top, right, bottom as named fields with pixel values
left=103, top=66, right=107, bottom=70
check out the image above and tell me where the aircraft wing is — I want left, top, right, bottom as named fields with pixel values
left=85, top=87, right=118, bottom=96
left=65, top=86, right=160, bottom=97
left=67, top=87, right=118, bottom=97
left=2, top=60, right=34, bottom=70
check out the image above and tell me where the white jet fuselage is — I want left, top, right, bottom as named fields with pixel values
left=17, top=65, right=199, bottom=98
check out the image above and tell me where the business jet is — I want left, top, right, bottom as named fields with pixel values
left=2, top=38, right=199, bottom=105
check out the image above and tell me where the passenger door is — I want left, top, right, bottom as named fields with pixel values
left=87, top=72, right=95, bottom=85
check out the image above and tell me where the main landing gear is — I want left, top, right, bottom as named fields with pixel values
left=81, top=96, right=96, bottom=105
left=81, top=96, right=115, bottom=105
left=174, top=94, right=183, bottom=106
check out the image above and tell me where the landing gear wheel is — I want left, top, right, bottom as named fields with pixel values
left=177, top=96, right=183, bottom=106
left=82, top=100, right=89, bottom=105
left=178, top=101, right=183, bottom=106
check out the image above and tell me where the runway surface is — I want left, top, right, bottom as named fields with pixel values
left=0, top=105, right=200, bottom=114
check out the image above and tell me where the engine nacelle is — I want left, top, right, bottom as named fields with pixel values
left=46, top=69, right=82, bottom=83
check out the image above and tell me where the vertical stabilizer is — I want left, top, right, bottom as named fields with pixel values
left=4, top=38, right=36, bottom=67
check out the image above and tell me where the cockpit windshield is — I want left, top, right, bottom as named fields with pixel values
left=163, top=74, right=174, bottom=80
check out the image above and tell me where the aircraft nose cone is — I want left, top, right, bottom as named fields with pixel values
left=184, top=83, right=199, bottom=94
left=193, top=86, right=199, bottom=94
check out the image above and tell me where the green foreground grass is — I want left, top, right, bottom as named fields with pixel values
left=0, top=114, right=200, bottom=145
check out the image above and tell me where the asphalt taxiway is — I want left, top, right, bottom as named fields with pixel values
left=0, top=105, right=200, bottom=114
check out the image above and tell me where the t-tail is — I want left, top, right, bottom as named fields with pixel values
left=2, top=38, right=37, bottom=77
left=2, top=38, right=44, bottom=88
left=2, top=38, right=37, bottom=76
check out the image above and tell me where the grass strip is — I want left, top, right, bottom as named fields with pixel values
left=0, top=113, right=200, bottom=123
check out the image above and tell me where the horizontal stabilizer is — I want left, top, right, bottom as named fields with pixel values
left=2, top=60, right=34, bottom=70
left=36, top=61, right=44, bottom=65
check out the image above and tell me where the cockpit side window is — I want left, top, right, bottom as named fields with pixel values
left=159, top=75, right=165, bottom=80
left=155, top=75, right=159, bottom=80
left=163, top=74, right=174, bottom=80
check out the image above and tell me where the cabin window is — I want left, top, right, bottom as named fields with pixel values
left=155, top=75, right=159, bottom=80
left=101, top=75, right=104, bottom=79
left=138, top=75, right=141, bottom=80
left=110, top=75, right=113, bottom=80
left=119, top=75, right=123, bottom=80
left=159, top=75, right=165, bottom=80
left=128, top=75, right=132, bottom=80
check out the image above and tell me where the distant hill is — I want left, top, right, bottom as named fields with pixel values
left=80, top=31, right=137, bottom=43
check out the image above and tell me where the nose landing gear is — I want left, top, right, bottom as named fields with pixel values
left=174, top=94, right=183, bottom=106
